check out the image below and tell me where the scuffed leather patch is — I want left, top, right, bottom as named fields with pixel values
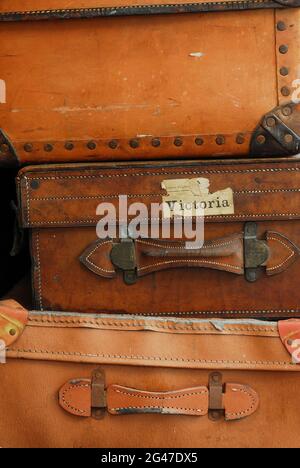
left=278, top=320, right=300, bottom=364
left=0, top=299, right=28, bottom=347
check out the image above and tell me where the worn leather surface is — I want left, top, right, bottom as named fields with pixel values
left=1, top=312, right=300, bottom=447
left=0, top=4, right=299, bottom=164
left=0, top=299, right=28, bottom=347
left=17, top=158, right=300, bottom=317
left=59, top=379, right=259, bottom=420
left=80, top=232, right=298, bottom=278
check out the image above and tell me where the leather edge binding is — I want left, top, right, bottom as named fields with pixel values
left=0, top=2, right=295, bottom=22
left=0, top=129, right=20, bottom=167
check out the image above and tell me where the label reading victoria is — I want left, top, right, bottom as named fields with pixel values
left=161, top=177, right=234, bottom=218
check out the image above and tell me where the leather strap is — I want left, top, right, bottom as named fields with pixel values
left=59, top=375, right=259, bottom=421
left=80, top=230, right=299, bottom=280
left=0, top=299, right=28, bottom=347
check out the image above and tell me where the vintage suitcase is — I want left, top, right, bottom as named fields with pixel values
left=0, top=1, right=300, bottom=166
left=16, top=156, right=300, bottom=318
left=1, top=300, right=300, bottom=448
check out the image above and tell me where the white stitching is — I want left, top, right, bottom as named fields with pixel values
left=113, top=388, right=208, bottom=400
left=268, top=236, right=296, bottom=271
left=139, top=259, right=243, bottom=272
left=34, top=231, right=43, bottom=311
left=226, top=387, right=257, bottom=418
left=62, top=383, right=90, bottom=415
left=85, top=241, right=115, bottom=274
left=7, top=348, right=293, bottom=367
left=136, top=237, right=241, bottom=250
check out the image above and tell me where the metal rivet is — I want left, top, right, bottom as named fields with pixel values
left=24, top=143, right=33, bottom=152
left=9, top=328, right=17, bottom=336
left=129, top=139, right=139, bottom=149
left=87, top=141, right=96, bottom=150
left=216, top=135, right=225, bottom=145
left=279, top=44, right=289, bottom=54
left=108, top=140, right=118, bottom=149
left=284, top=134, right=293, bottom=144
left=44, top=143, right=53, bottom=152
left=282, top=106, right=292, bottom=117
left=266, top=117, right=276, bottom=127
left=174, top=137, right=183, bottom=147
left=277, top=21, right=287, bottom=31
left=256, top=134, right=266, bottom=145
left=65, top=141, right=74, bottom=151
left=195, top=137, right=204, bottom=146
left=281, top=86, right=290, bottom=97
left=0, top=143, right=9, bottom=153
left=30, top=180, right=40, bottom=190
left=287, top=339, right=294, bottom=346
left=151, top=138, right=161, bottom=147
left=280, top=67, right=289, bottom=76
left=236, top=134, right=245, bottom=145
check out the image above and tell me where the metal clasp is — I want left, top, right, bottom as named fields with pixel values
left=244, top=222, right=269, bottom=282
left=110, top=238, right=137, bottom=285
left=208, top=372, right=224, bottom=422
left=91, top=368, right=106, bottom=420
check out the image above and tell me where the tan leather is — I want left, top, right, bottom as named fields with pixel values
left=80, top=231, right=298, bottom=278
left=0, top=299, right=28, bottom=347
left=1, top=311, right=300, bottom=447
left=278, top=319, right=300, bottom=363
left=16, top=157, right=300, bottom=317
left=0, top=3, right=300, bottom=165
left=59, top=379, right=259, bottom=421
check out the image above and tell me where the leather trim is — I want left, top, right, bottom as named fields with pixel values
left=0, top=1, right=296, bottom=22
left=0, top=300, right=28, bottom=347
left=278, top=320, right=300, bottom=364
left=59, top=379, right=259, bottom=421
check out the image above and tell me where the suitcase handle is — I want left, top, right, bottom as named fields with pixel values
left=80, top=222, right=299, bottom=284
left=59, top=370, right=259, bottom=422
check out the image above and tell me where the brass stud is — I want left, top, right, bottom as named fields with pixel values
left=151, top=138, right=161, bottom=147
left=266, top=117, right=276, bottom=127
left=65, top=141, right=74, bottom=151
left=174, top=137, right=183, bottom=147
left=280, top=67, right=289, bottom=76
left=284, top=134, right=293, bottom=144
left=277, top=21, right=287, bottom=31
left=24, top=143, right=33, bottom=152
left=281, top=86, right=290, bottom=97
left=287, top=339, right=294, bottom=346
left=129, top=139, right=139, bottom=149
left=236, top=134, right=245, bottom=145
left=87, top=141, right=97, bottom=150
left=108, top=140, right=118, bottom=149
left=282, top=106, right=292, bottom=117
left=44, top=143, right=53, bottom=152
left=0, top=143, right=9, bottom=153
left=279, top=44, right=289, bottom=54
left=195, top=137, right=204, bottom=146
left=216, top=135, right=225, bottom=145
left=9, top=328, right=17, bottom=336
left=256, top=134, right=266, bottom=145
left=30, top=180, right=40, bottom=190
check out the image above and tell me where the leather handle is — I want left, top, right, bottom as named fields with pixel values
left=80, top=224, right=299, bottom=284
left=59, top=371, right=259, bottom=422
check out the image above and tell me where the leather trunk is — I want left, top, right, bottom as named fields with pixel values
left=17, top=156, right=300, bottom=318
left=1, top=300, right=300, bottom=448
left=1, top=0, right=300, bottom=166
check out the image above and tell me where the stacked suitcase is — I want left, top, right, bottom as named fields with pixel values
left=1, top=0, right=300, bottom=448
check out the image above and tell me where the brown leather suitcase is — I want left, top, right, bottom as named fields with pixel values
left=1, top=0, right=300, bottom=166
left=1, top=299, right=300, bottom=448
left=16, top=156, right=300, bottom=318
